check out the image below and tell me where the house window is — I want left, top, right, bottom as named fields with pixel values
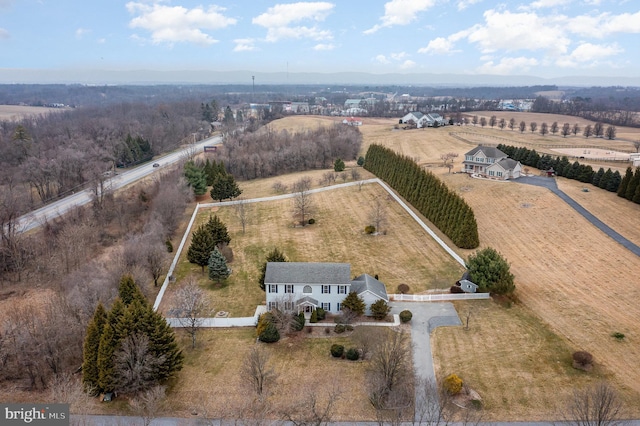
left=337, top=302, right=341, bottom=311
left=489, top=170, right=495, bottom=176
left=268, top=301, right=278, bottom=310
left=497, top=171, right=503, bottom=177
left=285, top=285, right=294, bottom=294
left=284, top=301, right=294, bottom=311
left=322, top=302, right=331, bottom=311
left=465, top=155, right=473, bottom=161
left=303, top=285, right=312, bottom=294
left=338, top=285, right=347, bottom=294
left=268, top=285, right=278, bottom=293
left=475, top=157, right=483, bottom=162
left=322, top=285, right=331, bottom=294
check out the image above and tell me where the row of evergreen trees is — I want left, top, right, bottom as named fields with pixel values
left=364, top=144, right=479, bottom=249
left=115, top=134, right=153, bottom=167
left=183, top=158, right=242, bottom=200
left=82, top=275, right=183, bottom=395
left=187, top=214, right=231, bottom=273
left=617, top=167, right=640, bottom=204
left=496, top=144, right=623, bottom=193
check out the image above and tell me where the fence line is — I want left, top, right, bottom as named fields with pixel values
left=389, top=293, right=490, bottom=302
left=153, top=203, right=202, bottom=311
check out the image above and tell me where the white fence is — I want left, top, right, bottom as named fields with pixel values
left=390, top=293, right=490, bottom=302
left=166, top=306, right=266, bottom=328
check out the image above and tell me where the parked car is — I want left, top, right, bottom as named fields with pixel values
left=152, top=163, right=160, bottom=167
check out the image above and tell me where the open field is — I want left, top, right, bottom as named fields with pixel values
left=159, top=180, right=465, bottom=316
left=0, top=105, right=70, bottom=121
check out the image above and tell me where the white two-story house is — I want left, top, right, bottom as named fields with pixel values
left=264, top=262, right=388, bottom=316
left=462, top=145, right=522, bottom=180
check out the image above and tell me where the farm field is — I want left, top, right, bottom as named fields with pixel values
left=0, top=104, right=69, bottom=120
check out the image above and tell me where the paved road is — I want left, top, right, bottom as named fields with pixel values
left=15, top=136, right=222, bottom=233
left=515, top=176, right=640, bottom=257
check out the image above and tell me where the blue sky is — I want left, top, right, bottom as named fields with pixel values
left=1, top=0, right=639, bottom=81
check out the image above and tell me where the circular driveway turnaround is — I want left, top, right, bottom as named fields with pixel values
left=515, top=175, right=640, bottom=257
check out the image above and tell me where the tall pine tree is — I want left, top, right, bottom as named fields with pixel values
left=205, top=214, right=231, bottom=247
left=82, top=303, right=107, bottom=394
left=187, top=224, right=216, bottom=273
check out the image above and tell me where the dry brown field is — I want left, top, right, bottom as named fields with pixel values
left=0, top=105, right=69, bottom=121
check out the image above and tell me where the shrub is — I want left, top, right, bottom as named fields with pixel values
left=572, top=351, right=594, bottom=370
left=341, top=292, right=365, bottom=316
left=258, top=323, right=280, bottom=343
left=330, top=344, right=344, bottom=358
left=293, top=312, right=305, bottom=331
left=256, top=313, right=273, bottom=337
left=334, top=158, right=346, bottom=172
left=306, top=326, right=313, bottom=334
left=444, top=374, right=463, bottom=395
left=399, top=310, right=413, bottom=323
left=345, top=325, right=354, bottom=331
left=450, top=285, right=465, bottom=294
left=310, top=310, right=318, bottom=323
left=334, top=324, right=346, bottom=334
left=365, top=225, right=376, bottom=234
left=357, top=156, right=365, bottom=166
left=165, top=239, right=174, bottom=253
left=346, top=348, right=360, bottom=361
left=324, top=326, right=331, bottom=335
left=370, top=299, right=391, bottom=320
left=612, top=332, right=625, bottom=341
left=308, top=218, right=316, bottom=225
left=315, top=308, right=326, bottom=320
left=397, top=283, right=409, bottom=294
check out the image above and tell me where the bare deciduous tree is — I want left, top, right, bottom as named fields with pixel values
left=233, top=198, right=250, bottom=234
left=634, top=140, right=640, bottom=153
left=292, top=177, right=314, bottom=226
left=560, top=382, right=625, bottom=426
left=114, top=332, right=166, bottom=395
left=280, top=385, right=341, bottom=426
left=171, top=277, right=211, bottom=348
left=241, top=346, right=278, bottom=398
left=368, top=329, right=412, bottom=411
left=350, top=167, right=361, bottom=182
left=320, top=171, right=337, bottom=186
left=439, top=152, right=458, bottom=173
left=368, top=196, right=387, bottom=234
left=130, top=385, right=166, bottom=426
left=352, top=326, right=385, bottom=360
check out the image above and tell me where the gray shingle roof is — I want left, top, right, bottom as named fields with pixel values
left=265, top=262, right=351, bottom=285
left=296, top=296, right=319, bottom=305
left=464, top=145, right=508, bottom=159
left=350, top=274, right=389, bottom=301
left=496, top=158, right=518, bottom=170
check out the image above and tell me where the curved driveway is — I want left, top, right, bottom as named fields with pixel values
left=515, top=176, right=640, bottom=257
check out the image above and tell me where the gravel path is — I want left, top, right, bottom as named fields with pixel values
left=515, top=176, right=640, bottom=257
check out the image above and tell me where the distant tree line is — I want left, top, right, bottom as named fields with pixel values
left=531, top=95, right=640, bottom=128
left=218, top=124, right=362, bottom=180
left=496, top=144, right=623, bottom=193
left=364, top=144, right=479, bottom=249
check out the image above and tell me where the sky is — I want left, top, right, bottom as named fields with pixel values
left=1, top=0, right=640, bottom=83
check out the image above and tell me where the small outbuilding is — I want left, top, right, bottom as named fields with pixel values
left=457, top=279, right=478, bottom=293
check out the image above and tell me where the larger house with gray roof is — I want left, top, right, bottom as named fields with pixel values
left=264, top=262, right=389, bottom=316
left=462, top=145, right=522, bottom=180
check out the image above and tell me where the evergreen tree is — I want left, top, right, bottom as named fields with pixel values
left=208, top=248, right=230, bottom=283
left=334, top=158, right=346, bottom=172
left=370, top=299, right=391, bottom=320
left=118, top=274, right=147, bottom=307
left=223, top=106, right=235, bottom=125
left=82, top=303, right=107, bottom=394
left=618, top=167, right=633, bottom=198
left=633, top=183, right=640, bottom=204
left=466, top=247, right=515, bottom=295
left=210, top=173, right=242, bottom=202
left=258, top=322, right=280, bottom=343
left=184, top=162, right=208, bottom=196
left=625, top=168, right=640, bottom=201
left=187, top=224, right=216, bottom=273
left=599, top=168, right=613, bottom=190
left=140, top=304, right=184, bottom=382
left=592, top=168, right=605, bottom=187
left=258, top=248, right=288, bottom=291
left=97, top=322, right=117, bottom=393
left=341, top=291, right=365, bottom=316
left=205, top=214, right=231, bottom=247
left=607, top=170, right=621, bottom=192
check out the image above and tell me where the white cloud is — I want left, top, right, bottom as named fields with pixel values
left=375, top=54, right=391, bottom=64
left=75, top=28, right=89, bottom=39
left=466, top=9, right=570, bottom=55
left=252, top=2, right=334, bottom=42
left=390, top=52, right=408, bottom=60
left=399, top=60, right=416, bottom=69
left=418, top=37, right=454, bottom=55
left=556, top=42, right=623, bottom=67
left=477, top=56, right=538, bottom=74
left=126, top=2, right=236, bottom=45
left=457, top=0, right=483, bottom=11
left=568, top=11, right=640, bottom=38
left=97, top=38, right=106, bottom=44
left=234, top=38, right=257, bottom=52
left=0, top=28, right=9, bottom=39
left=314, top=43, right=335, bottom=51
left=364, top=0, right=436, bottom=34
left=528, top=0, right=573, bottom=8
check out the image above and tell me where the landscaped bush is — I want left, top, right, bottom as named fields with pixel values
left=397, top=283, right=409, bottom=294
left=346, top=348, right=360, bottom=361
left=165, top=239, right=173, bottom=253
left=258, top=323, right=280, bottom=343
left=306, top=326, right=313, bottom=334
left=572, top=351, right=594, bottom=371
left=308, top=218, right=316, bottom=225
left=293, top=312, right=305, bottom=331
left=334, top=324, right=346, bottom=334
left=370, top=299, right=391, bottom=320
left=399, top=310, right=413, bottom=323
left=450, top=285, right=465, bottom=294
left=365, top=225, right=376, bottom=234
left=330, top=344, right=344, bottom=358
left=324, top=326, right=331, bottom=335
left=310, top=310, right=318, bottom=323
left=256, top=313, right=274, bottom=337
left=444, top=374, right=464, bottom=395
left=346, top=325, right=354, bottom=331
left=315, top=308, right=326, bottom=320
